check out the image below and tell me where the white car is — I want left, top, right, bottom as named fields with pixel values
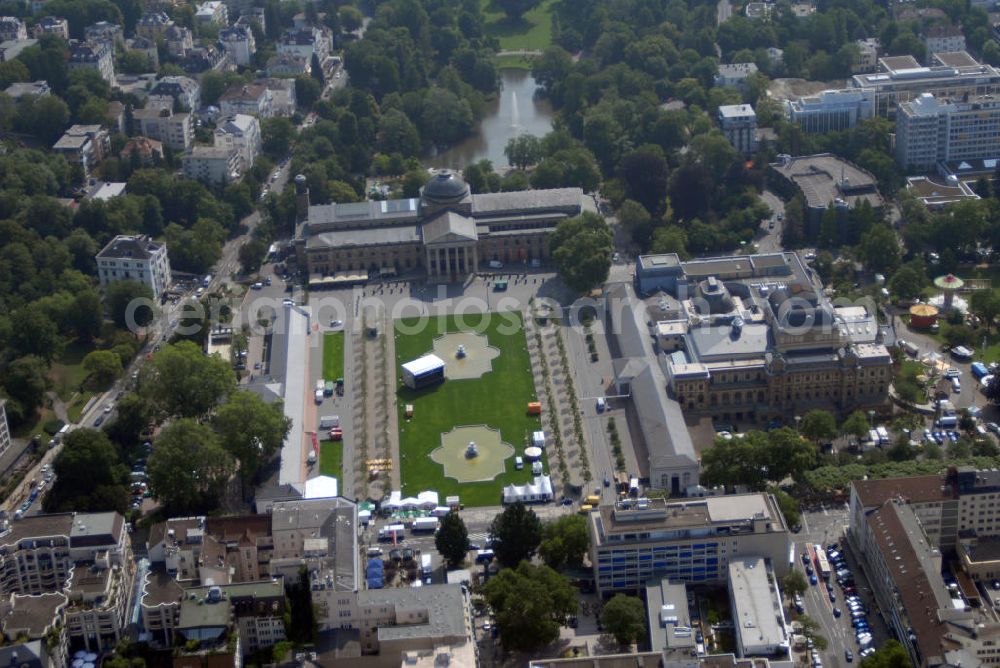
left=103, top=404, right=113, bottom=413
left=944, top=367, right=960, bottom=379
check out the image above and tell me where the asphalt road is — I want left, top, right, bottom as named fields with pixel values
left=794, top=506, right=889, bottom=668
left=757, top=189, right=786, bottom=254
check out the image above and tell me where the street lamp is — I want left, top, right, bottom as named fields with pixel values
left=794, top=415, right=802, bottom=432
left=868, top=410, right=875, bottom=427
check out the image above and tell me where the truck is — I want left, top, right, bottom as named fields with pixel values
left=319, top=415, right=340, bottom=429
left=378, top=524, right=406, bottom=542
left=973, top=362, right=989, bottom=380
left=420, top=554, right=432, bottom=577
left=411, top=517, right=439, bottom=533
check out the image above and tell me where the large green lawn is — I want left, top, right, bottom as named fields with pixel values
left=322, top=331, right=345, bottom=381
left=320, top=440, right=343, bottom=481
left=481, top=0, right=555, bottom=52
left=395, top=313, right=541, bottom=507
left=50, top=339, right=94, bottom=401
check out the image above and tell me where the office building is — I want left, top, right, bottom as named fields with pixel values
left=895, top=92, right=1000, bottom=172
left=294, top=170, right=586, bottom=284
left=728, top=558, right=789, bottom=657
left=95, top=234, right=172, bottom=298
left=718, top=104, right=758, bottom=155
left=646, top=577, right=695, bottom=652
left=0, top=512, right=135, bottom=653
left=768, top=153, right=883, bottom=236
left=67, top=41, right=114, bottom=85
left=587, top=494, right=792, bottom=596
left=851, top=51, right=1000, bottom=116
left=631, top=251, right=891, bottom=424
left=785, top=88, right=874, bottom=133
left=715, top=63, right=758, bottom=88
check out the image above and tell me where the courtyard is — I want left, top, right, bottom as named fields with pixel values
left=395, top=312, right=542, bottom=506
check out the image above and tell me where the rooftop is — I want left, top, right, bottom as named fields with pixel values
left=646, top=577, right=695, bottom=651
left=1, top=592, right=67, bottom=638
left=719, top=104, right=756, bottom=118
left=593, top=494, right=780, bottom=540
left=96, top=234, right=164, bottom=261
left=852, top=474, right=952, bottom=507
left=358, top=584, right=469, bottom=643
left=729, top=557, right=787, bottom=651
left=769, top=153, right=882, bottom=211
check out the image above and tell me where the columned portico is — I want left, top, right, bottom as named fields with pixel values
left=426, top=242, right=477, bottom=281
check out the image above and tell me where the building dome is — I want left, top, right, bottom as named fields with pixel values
left=421, top=171, right=469, bottom=204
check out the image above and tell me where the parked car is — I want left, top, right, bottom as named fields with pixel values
left=845, top=650, right=854, bottom=663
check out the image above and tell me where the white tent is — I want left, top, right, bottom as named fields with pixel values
left=304, top=475, right=338, bottom=499
left=502, top=475, right=554, bottom=504
left=532, top=431, right=545, bottom=448
left=417, top=490, right=439, bottom=509
left=385, top=490, right=403, bottom=509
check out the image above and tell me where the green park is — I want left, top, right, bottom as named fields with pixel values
left=320, top=331, right=346, bottom=481
left=395, top=312, right=541, bottom=507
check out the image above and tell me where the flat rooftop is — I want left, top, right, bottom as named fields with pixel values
left=769, top=154, right=882, bottom=211
left=594, top=494, right=779, bottom=539
left=729, top=558, right=786, bottom=651
left=646, top=577, right=695, bottom=651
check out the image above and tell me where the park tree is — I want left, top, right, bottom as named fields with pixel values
left=888, top=261, right=927, bottom=303
left=984, top=374, right=1000, bottom=405
left=621, top=145, right=669, bottom=216
left=538, top=514, right=589, bottom=571
left=214, top=391, right=291, bottom=492
left=377, top=109, right=422, bottom=157
left=857, top=224, right=901, bottom=274
left=771, top=487, right=801, bottom=528
left=104, top=392, right=152, bottom=448
left=82, top=350, right=123, bottom=389
left=651, top=225, right=690, bottom=259
left=45, top=428, right=128, bottom=514
left=480, top=562, right=578, bottom=651
left=797, top=615, right=829, bottom=651
left=601, top=594, right=647, bottom=646
left=489, top=501, right=543, bottom=568
left=106, top=280, right=155, bottom=331
left=141, top=341, right=236, bottom=419
left=10, top=305, right=62, bottom=362
left=147, top=419, right=235, bottom=513
left=841, top=411, right=870, bottom=440
left=783, top=570, right=808, bottom=599
left=3, top=355, right=50, bottom=422
left=618, top=199, right=653, bottom=247
left=702, top=432, right=768, bottom=491
left=799, top=409, right=837, bottom=443
left=971, top=289, right=1000, bottom=331
left=435, top=512, right=470, bottom=568
left=504, top=134, right=543, bottom=170
left=550, top=212, right=613, bottom=293
left=765, top=427, right=818, bottom=482
left=239, top=239, right=267, bottom=274
left=261, top=117, right=296, bottom=157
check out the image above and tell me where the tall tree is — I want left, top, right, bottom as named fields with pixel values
left=504, top=134, right=543, bottom=170
left=82, top=350, right=123, bottom=389
left=45, top=428, right=128, bottom=514
left=538, top=514, right=589, bottom=571
left=435, top=512, right=470, bottom=568
left=214, top=390, right=291, bottom=491
left=2, top=356, right=50, bottom=422
left=147, top=418, right=234, bottom=513
left=550, top=212, right=613, bottom=293
left=489, top=501, right=543, bottom=568
left=141, top=341, right=236, bottom=419
left=601, top=595, right=647, bottom=646
left=480, top=562, right=578, bottom=651
left=105, top=280, right=155, bottom=331
left=799, top=410, right=837, bottom=443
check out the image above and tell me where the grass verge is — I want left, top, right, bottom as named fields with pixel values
left=395, top=312, right=541, bottom=507
left=49, top=339, right=94, bottom=401
left=320, top=440, right=343, bottom=481
left=66, top=392, right=96, bottom=424
left=322, top=331, right=345, bottom=381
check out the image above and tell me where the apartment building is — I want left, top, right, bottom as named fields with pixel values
left=3, top=80, right=49, bottom=100
left=853, top=38, right=879, bottom=73
left=0, top=512, right=134, bottom=653
left=149, top=75, right=200, bottom=112
left=923, top=25, right=966, bottom=62
left=195, top=1, right=227, bottom=27
left=84, top=21, right=124, bottom=49
left=163, top=24, right=193, bottom=58
left=0, top=592, right=69, bottom=667
left=32, top=16, right=67, bottom=40
left=219, top=24, right=255, bottom=66
left=182, top=146, right=241, bottom=185
left=219, top=82, right=272, bottom=118
left=851, top=51, right=1000, bottom=116
left=895, top=92, right=1000, bottom=173
left=52, top=125, right=110, bottom=177
left=785, top=88, right=875, bottom=133
left=67, top=41, right=114, bottom=85
left=131, top=103, right=192, bottom=151
left=95, top=234, right=172, bottom=298
left=277, top=26, right=331, bottom=61
left=715, top=63, right=758, bottom=88
left=0, top=400, right=10, bottom=464
left=587, top=494, right=792, bottom=597
left=718, top=104, right=758, bottom=156
left=136, top=11, right=173, bottom=39
left=214, top=114, right=261, bottom=171
left=0, top=17, right=25, bottom=42
left=126, top=36, right=158, bottom=71
left=729, top=557, right=789, bottom=657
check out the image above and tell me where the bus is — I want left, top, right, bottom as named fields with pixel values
left=814, top=545, right=832, bottom=580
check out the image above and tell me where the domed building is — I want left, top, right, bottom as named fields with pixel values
left=293, top=170, right=586, bottom=284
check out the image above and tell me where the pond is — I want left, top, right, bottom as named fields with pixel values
left=428, top=69, right=554, bottom=171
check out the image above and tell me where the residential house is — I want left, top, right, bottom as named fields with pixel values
left=132, top=103, right=192, bottom=151
left=3, top=80, right=49, bottom=100
left=182, top=43, right=226, bottom=73
left=68, top=41, right=115, bottom=85
left=149, top=75, right=200, bottom=111
left=214, top=114, right=261, bottom=171
left=136, top=11, right=173, bottom=39
left=219, top=24, right=255, bottom=67
left=182, top=146, right=241, bottom=185
left=718, top=104, right=758, bottom=155
left=277, top=26, right=330, bottom=62
left=923, top=24, right=965, bottom=62
left=219, top=82, right=272, bottom=118
left=126, top=36, right=158, bottom=71
left=96, top=234, right=172, bottom=297
left=120, top=137, right=164, bottom=167
left=52, top=124, right=110, bottom=177
left=195, top=1, right=228, bottom=27
left=715, top=62, right=758, bottom=88
left=0, top=17, right=26, bottom=42
left=84, top=21, right=124, bottom=49
left=32, top=16, right=67, bottom=40
left=265, top=53, right=308, bottom=77
left=163, top=24, right=193, bottom=58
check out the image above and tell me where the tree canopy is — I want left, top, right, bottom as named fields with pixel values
left=141, top=341, right=236, bottom=419
left=539, top=514, right=589, bottom=571
left=601, top=594, right=647, bottom=646
left=147, top=419, right=235, bottom=514
left=435, top=512, right=470, bottom=568
left=480, top=562, right=578, bottom=651
left=45, top=428, right=129, bottom=514
left=489, top=501, right=543, bottom=568
left=214, top=391, right=291, bottom=490
left=550, top=212, right=613, bottom=293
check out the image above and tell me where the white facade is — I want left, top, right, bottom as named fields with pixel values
left=923, top=27, right=966, bottom=62
left=97, top=235, right=172, bottom=297
left=133, top=103, right=193, bottom=152
left=219, top=25, right=255, bottom=66
left=896, top=92, right=1000, bottom=172
left=718, top=104, right=758, bottom=155
left=68, top=41, right=115, bottom=85
left=786, top=88, right=874, bottom=133
left=214, top=114, right=261, bottom=172
left=195, top=1, right=228, bottom=26
left=0, top=400, right=10, bottom=461
left=276, top=26, right=331, bottom=61
left=183, top=146, right=241, bottom=185
left=728, top=558, right=789, bottom=657
left=219, top=83, right=273, bottom=118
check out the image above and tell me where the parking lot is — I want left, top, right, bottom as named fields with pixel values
left=793, top=507, right=889, bottom=668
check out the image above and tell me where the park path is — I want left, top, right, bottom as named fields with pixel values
left=46, top=392, right=69, bottom=424
left=496, top=49, right=542, bottom=58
